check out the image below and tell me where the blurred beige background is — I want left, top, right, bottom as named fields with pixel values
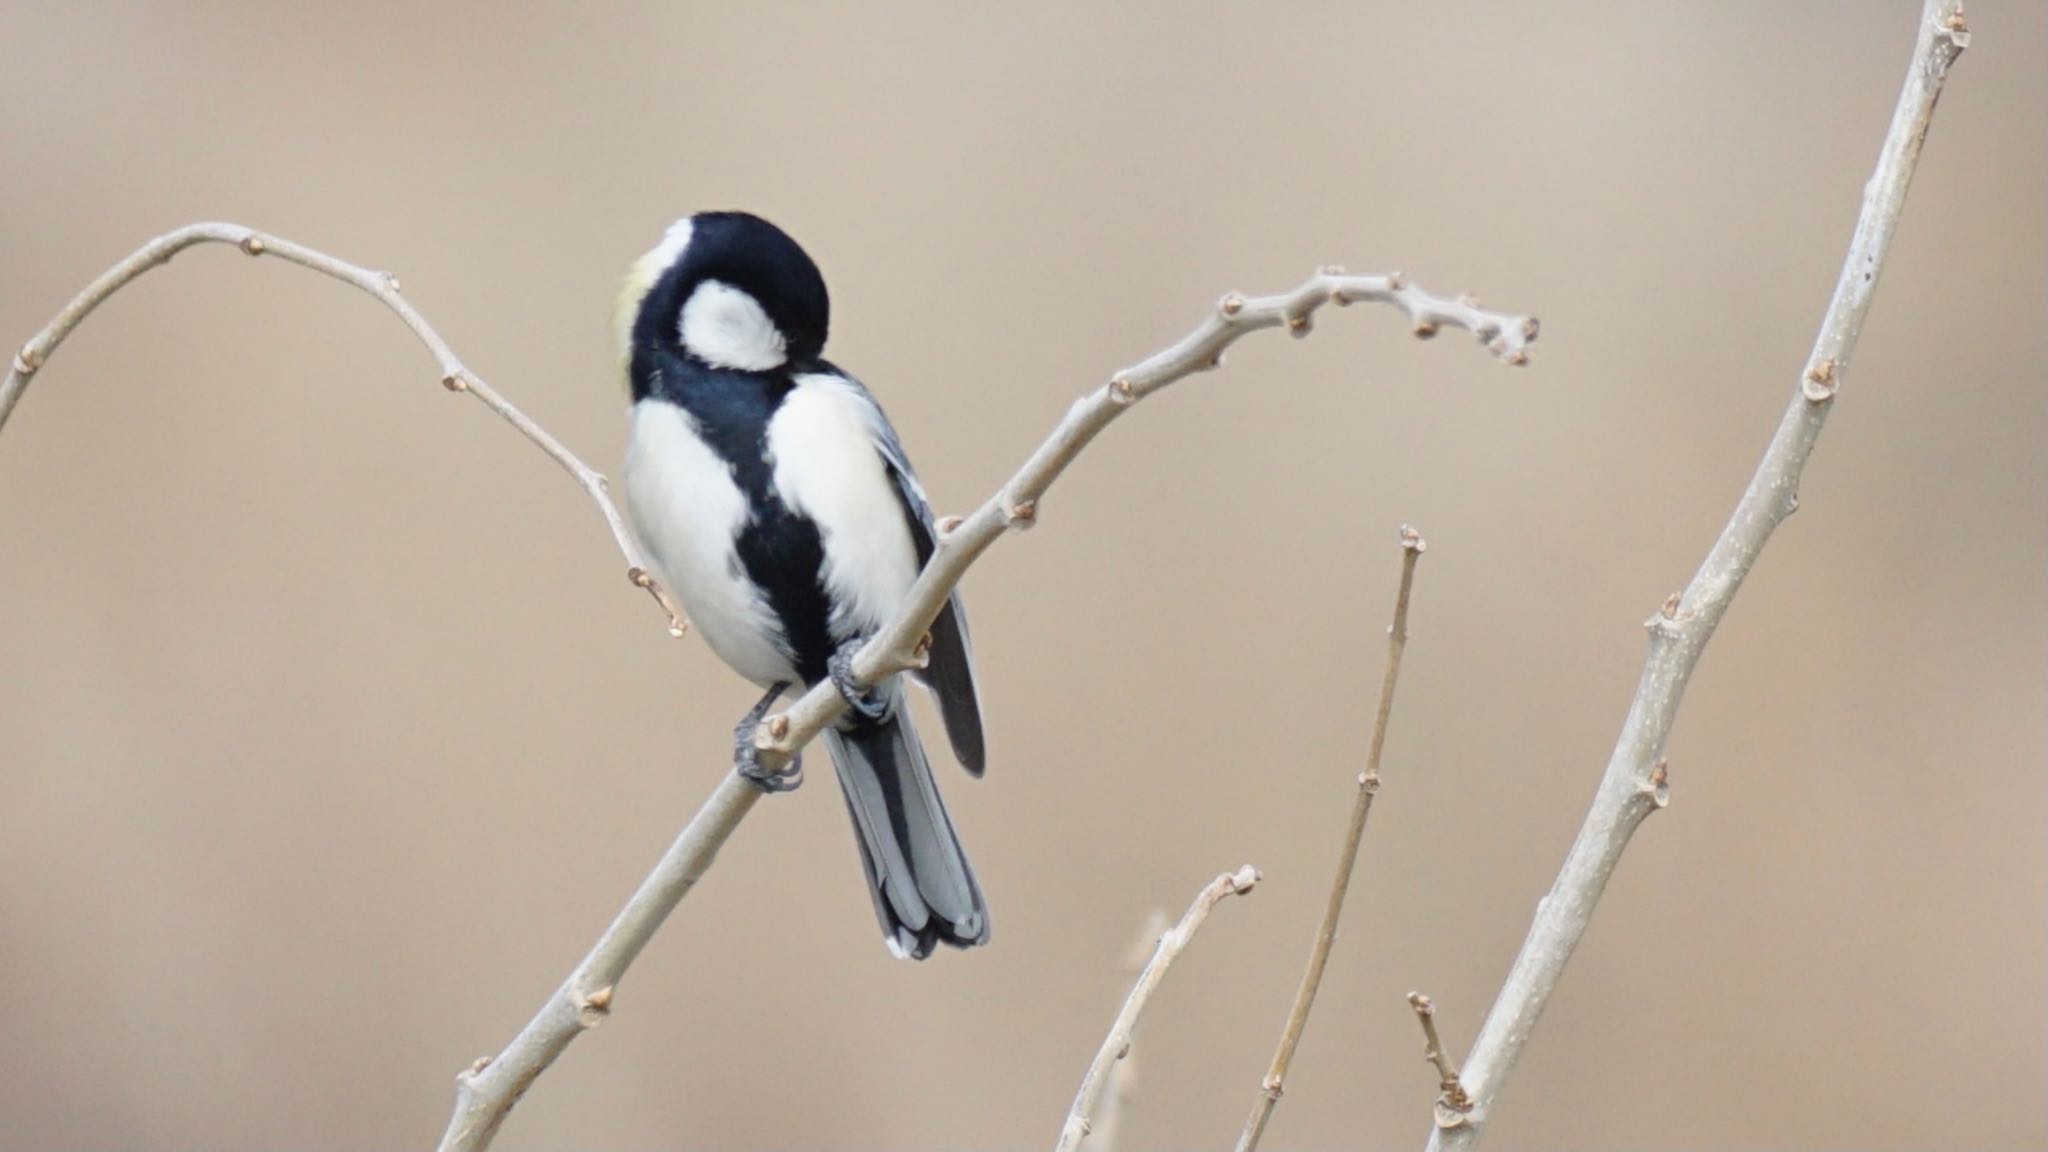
left=2, top=2, right=2042, bottom=1149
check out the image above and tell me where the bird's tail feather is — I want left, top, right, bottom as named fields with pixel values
left=825, top=706, right=989, bottom=960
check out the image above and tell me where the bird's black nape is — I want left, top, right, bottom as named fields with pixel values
left=633, top=211, right=832, bottom=372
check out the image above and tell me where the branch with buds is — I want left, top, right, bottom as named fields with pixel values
left=0, top=222, right=690, bottom=634
left=1418, top=4, right=1968, bottom=1148
left=0, top=211, right=1533, bottom=1151
left=440, top=271, right=1532, bottom=1151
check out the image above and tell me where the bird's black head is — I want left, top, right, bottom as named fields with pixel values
left=617, top=211, right=831, bottom=388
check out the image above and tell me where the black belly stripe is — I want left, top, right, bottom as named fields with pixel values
left=638, top=346, right=838, bottom=685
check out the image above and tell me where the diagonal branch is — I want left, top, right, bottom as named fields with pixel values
left=1055, top=866, right=1262, bottom=1152
left=439, top=271, right=1535, bottom=1152
left=0, top=222, right=689, bottom=634
left=1234, top=525, right=1426, bottom=1152
left=1420, top=4, right=1970, bottom=1149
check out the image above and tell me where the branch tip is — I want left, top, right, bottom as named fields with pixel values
left=1407, top=991, right=1474, bottom=1122
left=1399, top=524, right=1427, bottom=553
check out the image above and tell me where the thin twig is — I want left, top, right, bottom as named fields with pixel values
left=1086, top=910, right=1172, bottom=1152
left=445, top=268, right=1528, bottom=1152
left=1406, top=993, right=1472, bottom=1129
left=0, top=222, right=690, bottom=634
left=1420, top=5, right=1969, bottom=1149
left=1054, top=867, right=1261, bottom=1152
left=1234, top=526, right=1427, bottom=1152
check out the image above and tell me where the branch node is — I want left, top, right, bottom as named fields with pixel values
left=1412, top=319, right=1440, bottom=340
left=935, top=513, right=965, bottom=537
left=1006, top=498, right=1039, bottom=529
left=12, top=343, right=41, bottom=378
left=577, top=984, right=615, bottom=1025
left=765, top=714, right=791, bottom=741
left=1943, top=2, right=1972, bottom=47
left=383, top=272, right=403, bottom=293
left=441, top=371, right=471, bottom=392
left=1319, top=263, right=1346, bottom=277
left=1802, top=357, right=1839, bottom=402
left=468, top=1055, right=493, bottom=1075
left=237, top=234, right=267, bottom=256
left=1286, top=313, right=1313, bottom=338
left=1107, top=375, right=1137, bottom=406
left=1660, top=591, right=1681, bottom=620
left=1218, top=291, right=1247, bottom=318
left=1642, top=759, right=1671, bottom=809
left=1388, top=270, right=1407, bottom=290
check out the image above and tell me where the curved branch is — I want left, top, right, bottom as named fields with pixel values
left=1422, top=4, right=1969, bottom=1148
left=1055, top=866, right=1262, bottom=1152
left=441, top=271, right=1535, bottom=1152
left=0, top=221, right=689, bottom=634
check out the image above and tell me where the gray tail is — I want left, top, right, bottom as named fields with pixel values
left=825, top=706, right=989, bottom=960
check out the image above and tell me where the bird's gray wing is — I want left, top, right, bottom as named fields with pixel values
left=841, top=375, right=987, bottom=776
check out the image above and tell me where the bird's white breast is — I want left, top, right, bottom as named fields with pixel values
left=768, top=374, right=921, bottom=639
left=624, top=399, right=796, bottom=686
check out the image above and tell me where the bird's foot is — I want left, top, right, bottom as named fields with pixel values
left=828, top=641, right=890, bottom=722
left=733, top=681, right=803, bottom=793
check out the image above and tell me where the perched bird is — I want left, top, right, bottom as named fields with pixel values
left=616, top=211, right=989, bottom=959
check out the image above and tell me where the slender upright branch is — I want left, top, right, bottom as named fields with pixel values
left=1055, top=866, right=1262, bottom=1152
left=1406, top=993, right=1472, bottom=1129
left=0, top=222, right=689, bottom=633
left=1234, top=526, right=1427, bottom=1152
left=1421, top=5, right=1969, bottom=1149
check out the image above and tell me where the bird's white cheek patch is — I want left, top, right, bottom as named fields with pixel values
left=768, top=377, right=920, bottom=638
left=679, top=279, right=788, bottom=371
left=624, top=400, right=795, bottom=685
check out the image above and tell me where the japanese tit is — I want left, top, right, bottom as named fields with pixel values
left=616, top=211, right=989, bottom=960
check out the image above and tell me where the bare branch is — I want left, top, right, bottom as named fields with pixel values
left=749, top=272, right=1533, bottom=784
left=1055, top=867, right=1262, bottom=1152
left=1406, top=993, right=1473, bottom=1130
left=440, top=265, right=1525, bottom=1151
left=1085, top=910, right=1173, bottom=1152
left=0, top=222, right=690, bottom=635
left=1234, top=526, right=1427, bottom=1152
left=436, top=773, right=761, bottom=1152
left=1421, top=5, right=1970, bottom=1148
left=0, top=226, right=1532, bottom=1151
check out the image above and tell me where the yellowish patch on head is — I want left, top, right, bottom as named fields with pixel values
left=614, top=218, right=696, bottom=387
